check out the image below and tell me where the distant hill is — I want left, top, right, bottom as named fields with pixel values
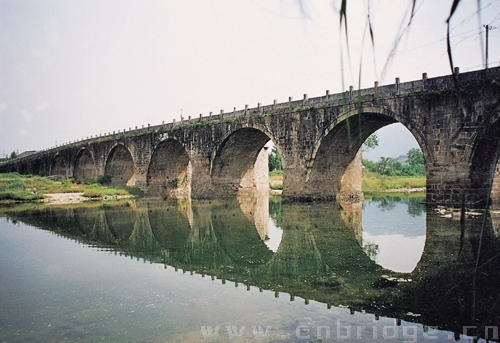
left=363, top=154, right=408, bottom=163
left=394, top=155, right=407, bottom=164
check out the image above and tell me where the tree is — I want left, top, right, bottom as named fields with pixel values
left=9, top=151, right=18, bottom=159
left=407, top=148, right=424, bottom=166
left=377, top=156, right=395, bottom=173
left=268, top=146, right=282, bottom=171
left=362, top=133, right=379, bottom=152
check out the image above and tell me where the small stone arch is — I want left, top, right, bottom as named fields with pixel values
left=147, top=138, right=191, bottom=198
left=104, top=144, right=135, bottom=186
left=211, top=127, right=274, bottom=197
left=74, top=148, right=97, bottom=181
left=32, top=159, right=45, bottom=176
left=51, top=154, right=67, bottom=177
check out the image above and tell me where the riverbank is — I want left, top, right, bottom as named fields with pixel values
left=269, top=170, right=426, bottom=195
left=0, top=173, right=139, bottom=205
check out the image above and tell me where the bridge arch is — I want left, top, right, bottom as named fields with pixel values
left=51, top=154, right=67, bottom=177
left=147, top=138, right=191, bottom=198
left=74, top=148, right=97, bottom=180
left=32, top=158, right=44, bottom=176
left=211, top=127, right=273, bottom=196
left=307, top=105, right=429, bottom=200
left=104, top=143, right=135, bottom=186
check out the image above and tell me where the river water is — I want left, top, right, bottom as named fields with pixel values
left=0, top=194, right=499, bottom=343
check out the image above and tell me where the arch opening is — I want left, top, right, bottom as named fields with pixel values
left=359, top=122, right=427, bottom=273
left=309, top=113, right=427, bottom=272
left=33, top=159, right=44, bottom=176
left=309, top=113, right=398, bottom=201
left=51, top=155, right=67, bottom=177
left=147, top=139, right=191, bottom=199
left=211, top=128, right=273, bottom=197
left=104, top=145, right=135, bottom=187
left=74, top=149, right=97, bottom=181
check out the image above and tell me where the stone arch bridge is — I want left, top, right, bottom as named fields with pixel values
left=1, top=67, right=499, bottom=207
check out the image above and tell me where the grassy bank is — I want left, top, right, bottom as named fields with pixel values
left=268, top=169, right=425, bottom=194
left=0, top=173, right=140, bottom=202
left=362, top=170, right=425, bottom=193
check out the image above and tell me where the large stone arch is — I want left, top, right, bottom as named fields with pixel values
left=147, top=138, right=191, bottom=198
left=51, top=154, right=67, bottom=177
left=211, top=127, right=272, bottom=197
left=74, top=148, right=97, bottom=180
left=307, top=105, right=428, bottom=201
left=104, top=144, right=135, bottom=186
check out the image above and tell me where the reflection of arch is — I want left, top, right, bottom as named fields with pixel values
left=211, top=128, right=271, bottom=195
left=74, top=149, right=97, bottom=180
left=283, top=203, right=383, bottom=278
left=211, top=200, right=275, bottom=266
left=51, top=155, right=67, bottom=177
left=147, top=139, right=191, bottom=198
left=104, top=205, right=136, bottom=241
left=105, top=144, right=134, bottom=186
left=73, top=207, right=100, bottom=236
left=148, top=201, right=192, bottom=250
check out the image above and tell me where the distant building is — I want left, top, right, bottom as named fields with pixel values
left=16, top=151, right=37, bottom=159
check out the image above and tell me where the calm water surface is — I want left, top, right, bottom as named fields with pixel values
left=0, top=195, right=499, bottom=342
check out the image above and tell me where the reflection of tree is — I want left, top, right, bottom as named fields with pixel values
left=363, top=242, right=379, bottom=260
left=269, top=196, right=283, bottom=228
left=407, top=197, right=425, bottom=217
left=377, top=197, right=397, bottom=211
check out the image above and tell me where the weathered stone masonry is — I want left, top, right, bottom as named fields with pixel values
left=1, top=67, right=499, bottom=207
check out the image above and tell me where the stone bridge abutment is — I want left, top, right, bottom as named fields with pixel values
left=1, top=67, right=499, bottom=207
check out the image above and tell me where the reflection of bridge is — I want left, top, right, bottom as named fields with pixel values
left=2, top=68, right=500, bottom=207
left=6, top=197, right=500, bottom=339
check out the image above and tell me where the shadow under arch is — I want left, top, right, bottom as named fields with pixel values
left=469, top=117, right=500, bottom=209
left=105, top=143, right=134, bottom=186
left=211, top=127, right=272, bottom=197
left=33, top=158, right=44, bottom=176
left=51, top=154, right=67, bottom=177
left=147, top=138, right=191, bottom=198
left=74, top=148, right=97, bottom=180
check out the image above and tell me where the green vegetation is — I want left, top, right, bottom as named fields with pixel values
left=269, top=169, right=283, bottom=180
left=362, top=147, right=425, bottom=193
left=267, top=143, right=425, bottom=193
left=169, top=177, right=183, bottom=188
left=270, top=183, right=283, bottom=190
left=0, top=172, right=139, bottom=202
left=362, top=169, right=425, bottom=193
left=81, top=183, right=130, bottom=198
left=363, top=148, right=425, bottom=177
left=268, top=146, right=282, bottom=172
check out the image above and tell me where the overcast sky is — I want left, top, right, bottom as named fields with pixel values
left=1, top=1, right=499, bottom=160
